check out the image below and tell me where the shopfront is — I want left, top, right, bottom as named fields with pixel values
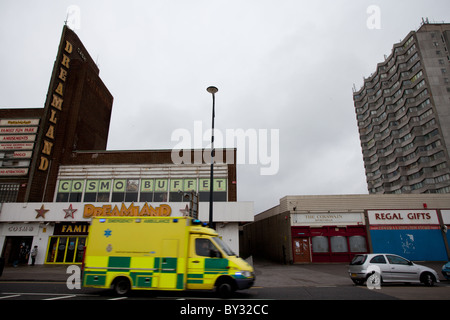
left=290, top=212, right=368, bottom=263
left=0, top=223, right=40, bottom=266
left=246, top=195, right=450, bottom=264
left=368, top=210, right=448, bottom=261
left=0, top=201, right=253, bottom=265
left=45, top=222, right=88, bottom=264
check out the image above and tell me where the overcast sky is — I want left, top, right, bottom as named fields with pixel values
left=1, top=1, right=449, bottom=213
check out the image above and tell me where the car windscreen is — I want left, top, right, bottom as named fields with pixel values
left=350, top=255, right=367, bottom=265
left=212, top=236, right=235, bottom=256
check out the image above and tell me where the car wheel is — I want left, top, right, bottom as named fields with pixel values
left=420, top=272, right=435, bottom=287
left=114, top=277, right=131, bottom=295
left=216, top=279, right=235, bottom=299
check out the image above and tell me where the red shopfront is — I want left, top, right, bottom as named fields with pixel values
left=290, top=213, right=368, bottom=263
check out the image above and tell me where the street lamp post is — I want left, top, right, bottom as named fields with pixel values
left=207, top=86, right=218, bottom=229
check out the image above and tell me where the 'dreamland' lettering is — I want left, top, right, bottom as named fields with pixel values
left=39, top=40, right=73, bottom=171
left=83, top=203, right=172, bottom=218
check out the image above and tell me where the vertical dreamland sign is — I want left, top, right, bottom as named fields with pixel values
left=25, top=25, right=102, bottom=201
left=36, top=25, right=99, bottom=172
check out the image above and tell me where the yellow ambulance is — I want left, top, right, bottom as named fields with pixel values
left=82, top=216, right=254, bottom=297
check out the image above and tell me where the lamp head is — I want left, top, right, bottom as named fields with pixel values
left=207, top=86, right=218, bottom=94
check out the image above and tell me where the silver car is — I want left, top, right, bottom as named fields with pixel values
left=348, top=253, right=439, bottom=286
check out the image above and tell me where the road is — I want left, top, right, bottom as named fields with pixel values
left=1, top=280, right=449, bottom=300
left=1, top=280, right=448, bottom=319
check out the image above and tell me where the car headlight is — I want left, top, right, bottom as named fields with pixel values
left=235, top=270, right=253, bottom=278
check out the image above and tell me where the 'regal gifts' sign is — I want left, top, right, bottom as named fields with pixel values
left=367, top=210, right=439, bottom=225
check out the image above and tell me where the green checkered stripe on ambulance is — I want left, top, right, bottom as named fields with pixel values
left=83, top=256, right=231, bottom=289
left=187, top=258, right=229, bottom=285
left=83, top=256, right=185, bottom=290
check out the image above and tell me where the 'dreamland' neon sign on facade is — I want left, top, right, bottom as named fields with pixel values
left=83, top=203, right=172, bottom=218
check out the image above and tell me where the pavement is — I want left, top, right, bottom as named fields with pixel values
left=0, top=259, right=447, bottom=287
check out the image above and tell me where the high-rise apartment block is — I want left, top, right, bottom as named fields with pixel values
left=353, top=22, right=450, bottom=194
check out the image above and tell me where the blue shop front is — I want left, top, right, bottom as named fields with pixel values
left=368, top=209, right=448, bottom=261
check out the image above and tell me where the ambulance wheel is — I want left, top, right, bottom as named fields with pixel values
left=113, top=277, right=131, bottom=295
left=215, top=278, right=235, bottom=299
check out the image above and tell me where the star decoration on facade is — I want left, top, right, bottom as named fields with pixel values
left=63, top=204, right=78, bottom=219
left=35, top=205, right=49, bottom=219
left=179, top=204, right=190, bottom=216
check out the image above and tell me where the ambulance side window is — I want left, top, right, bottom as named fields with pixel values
left=195, top=238, right=221, bottom=258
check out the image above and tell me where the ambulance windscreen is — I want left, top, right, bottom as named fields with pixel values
left=212, top=237, right=235, bottom=256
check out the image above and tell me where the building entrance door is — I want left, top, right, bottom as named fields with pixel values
left=293, top=237, right=311, bottom=263
left=2, top=236, right=33, bottom=266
